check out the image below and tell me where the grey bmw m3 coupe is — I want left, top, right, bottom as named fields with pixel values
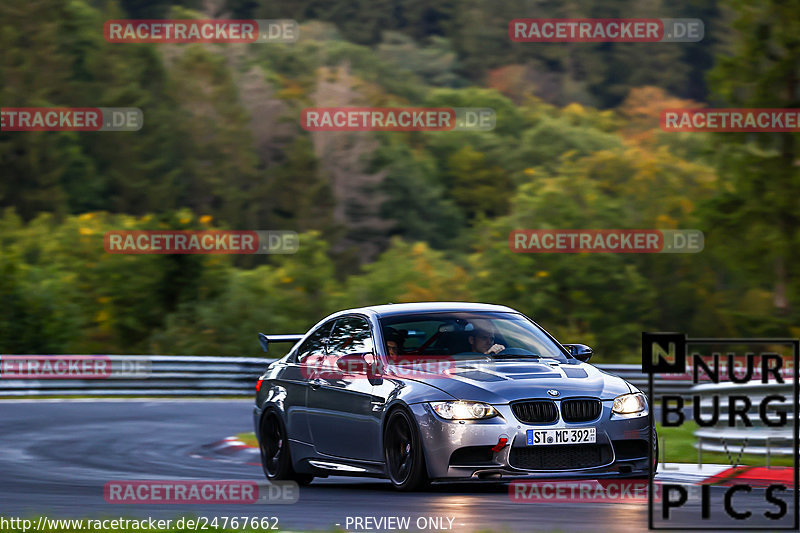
left=254, top=302, right=655, bottom=490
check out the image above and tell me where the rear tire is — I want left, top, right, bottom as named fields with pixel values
left=259, top=411, right=313, bottom=485
left=383, top=408, right=429, bottom=491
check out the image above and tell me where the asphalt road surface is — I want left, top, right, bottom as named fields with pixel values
left=0, top=400, right=794, bottom=532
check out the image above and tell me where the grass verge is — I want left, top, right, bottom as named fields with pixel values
left=236, top=432, right=258, bottom=447
left=657, top=421, right=794, bottom=467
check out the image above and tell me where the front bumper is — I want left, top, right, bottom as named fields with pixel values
left=409, top=400, right=652, bottom=481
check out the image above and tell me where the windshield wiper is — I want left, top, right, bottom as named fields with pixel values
left=491, top=353, right=541, bottom=359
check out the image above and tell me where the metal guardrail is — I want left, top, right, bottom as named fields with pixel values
left=0, top=357, right=692, bottom=397
left=596, top=364, right=692, bottom=395
left=692, top=381, right=794, bottom=456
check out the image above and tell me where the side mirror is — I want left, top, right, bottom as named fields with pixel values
left=563, top=343, right=593, bottom=362
left=337, top=353, right=380, bottom=375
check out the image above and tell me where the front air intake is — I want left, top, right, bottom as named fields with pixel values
left=561, top=399, right=602, bottom=422
left=511, top=400, right=559, bottom=423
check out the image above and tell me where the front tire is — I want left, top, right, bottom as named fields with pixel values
left=651, top=428, right=659, bottom=475
left=383, top=408, right=428, bottom=491
left=621, top=428, right=658, bottom=480
left=259, top=411, right=313, bottom=485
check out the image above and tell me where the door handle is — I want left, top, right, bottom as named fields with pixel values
left=309, top=378, right=322, bottom=389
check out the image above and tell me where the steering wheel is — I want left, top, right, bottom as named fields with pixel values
left=493, top=347, right=540, bottom=357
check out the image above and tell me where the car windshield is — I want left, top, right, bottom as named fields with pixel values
left=379, top=312, right=569, bottom=363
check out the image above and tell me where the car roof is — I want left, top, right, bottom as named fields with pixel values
left=346, top=301, right=519, bottom=318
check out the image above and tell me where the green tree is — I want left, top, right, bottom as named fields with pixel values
left=705, top=0, right=800, bottom=331
left=371, top=140, right=464, bottom=247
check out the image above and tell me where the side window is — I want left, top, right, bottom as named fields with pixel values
left=328, top=316, right=374, bottom=355
left=296, top=321, right=334, bottom=364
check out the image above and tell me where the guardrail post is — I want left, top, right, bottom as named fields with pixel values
left=766, top=437, right=770, bottom=469
left=697, top=434, right=702, bottom=469
left=661, top=437, right=677, bottom=469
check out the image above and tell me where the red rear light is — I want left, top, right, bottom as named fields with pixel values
left=256, top=379, right=263, bottom=392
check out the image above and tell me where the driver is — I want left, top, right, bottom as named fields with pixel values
left=467, top=321, right=506, bottom=355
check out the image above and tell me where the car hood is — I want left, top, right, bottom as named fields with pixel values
left=394, top=358, right=632, bottom=403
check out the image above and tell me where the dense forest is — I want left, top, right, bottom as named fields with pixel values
left=1, top=0, right=798, bottom=361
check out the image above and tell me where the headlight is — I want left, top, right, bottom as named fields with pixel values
left=429, top=401, right=499, bottom=420
left=612, top=392, right=647, bottom=414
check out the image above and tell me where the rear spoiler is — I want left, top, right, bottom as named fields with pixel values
left=258, top=333, right=304, bottom=353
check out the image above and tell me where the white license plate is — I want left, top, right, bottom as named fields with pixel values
left=526, top=427, right=596, bottom=445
